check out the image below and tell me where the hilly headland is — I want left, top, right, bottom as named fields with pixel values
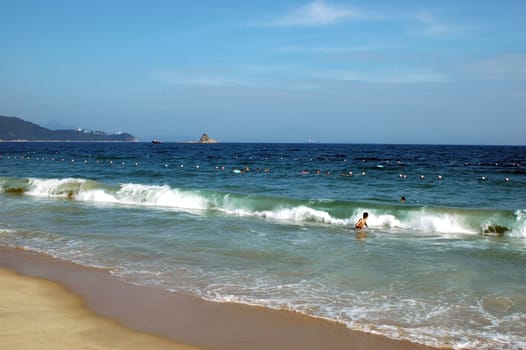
left=0, top=115, right=136, bottom=142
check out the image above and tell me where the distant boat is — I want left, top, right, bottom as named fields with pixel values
left=152, top=140, right=162, bottom=144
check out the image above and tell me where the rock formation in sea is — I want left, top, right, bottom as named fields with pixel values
left=198, top=133, right=218, bottom=144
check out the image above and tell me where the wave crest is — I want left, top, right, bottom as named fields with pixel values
left=1, top=176, right=524, bottom=237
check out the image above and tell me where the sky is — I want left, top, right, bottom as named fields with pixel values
left=1, top=0, right=525, bottom=144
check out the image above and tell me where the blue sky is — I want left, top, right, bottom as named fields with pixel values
left=1, top=0, right=525, bottom=144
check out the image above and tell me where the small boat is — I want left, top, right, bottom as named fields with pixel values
left=152, top=140, right=162, bottom=144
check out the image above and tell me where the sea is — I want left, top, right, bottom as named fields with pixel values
left=1, top=142, right=525, bottom=349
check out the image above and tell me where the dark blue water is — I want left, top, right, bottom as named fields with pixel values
left=1, top=142, right=525, bottom=349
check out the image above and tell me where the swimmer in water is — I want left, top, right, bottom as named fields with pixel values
left=355, top=212, right=368, bottom=229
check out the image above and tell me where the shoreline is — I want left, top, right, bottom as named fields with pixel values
left=0, top=246, right=444, bottom=350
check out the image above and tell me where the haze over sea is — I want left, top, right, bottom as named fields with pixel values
left=1, top=142, right=525, bottom=349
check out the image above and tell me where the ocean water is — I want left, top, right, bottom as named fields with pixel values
left=1, top=142, right=525, bottom=349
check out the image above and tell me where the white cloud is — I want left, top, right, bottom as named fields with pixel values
left=152, top=66, right=297, bottom=89
left=276, top=45, right=385, bottom=54
left=322, top=68, right=449, bottom=84
left=152, top=68, right=244, bottom=87
left=152, top=64, right=449, bottom=90
left=264, top=0, right=364, bottom=26
left=414, top=12, right=459, bottom=35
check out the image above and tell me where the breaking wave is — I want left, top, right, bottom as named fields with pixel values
left=1, top=176, right=524, bottom=237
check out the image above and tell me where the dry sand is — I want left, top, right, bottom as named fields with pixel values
left=0, top=247, right=445, bottom=350
left=0, top=267, right=199, bottom=350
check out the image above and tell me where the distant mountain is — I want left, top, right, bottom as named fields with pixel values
left=0, top=115, right=137, bottom=142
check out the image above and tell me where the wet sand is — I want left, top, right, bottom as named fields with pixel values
left=0, top=246, right=444, bottom=350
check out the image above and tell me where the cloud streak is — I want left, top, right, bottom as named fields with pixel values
left=152, top=62, right=450, bottom=91
left=262, top=0, right=364, bottom=26
left=413, top=11, right=461, bottom=37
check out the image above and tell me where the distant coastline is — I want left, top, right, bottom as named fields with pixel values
left=0, top=115, right=137, bottom=142
left=0, top=140, right=138, bottom=143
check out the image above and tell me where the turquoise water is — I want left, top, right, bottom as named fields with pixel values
left=1, top=142, right=525, bottom=349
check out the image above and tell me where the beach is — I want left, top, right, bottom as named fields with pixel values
left=0, top=246, right=440, bottom=350
left=0, top=264, right=197, bottom=350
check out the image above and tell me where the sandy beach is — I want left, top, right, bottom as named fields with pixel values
left=0, top=267, right=199, bottom=350
left=0, top=247, right=444, bottom=350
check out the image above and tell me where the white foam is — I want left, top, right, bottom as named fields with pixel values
left=27, top=177, right=86, bottom=197
left=76, top=189, right=118, bottom=203
left=511, top=209, right=526, bottom=238
left=367, top=212, right=402, bottom=228
left=355, top=208, right=476, bottom=235
left=77, top=183, right=210, bottom=211
left=408, top=212, right=475, bottom=234
left=22, top=177, right=212, bottom=212
left=256, top=206, right=345, bottom=224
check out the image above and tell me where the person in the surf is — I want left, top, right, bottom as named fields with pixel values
left=355, top=212, right=368, bottom=229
